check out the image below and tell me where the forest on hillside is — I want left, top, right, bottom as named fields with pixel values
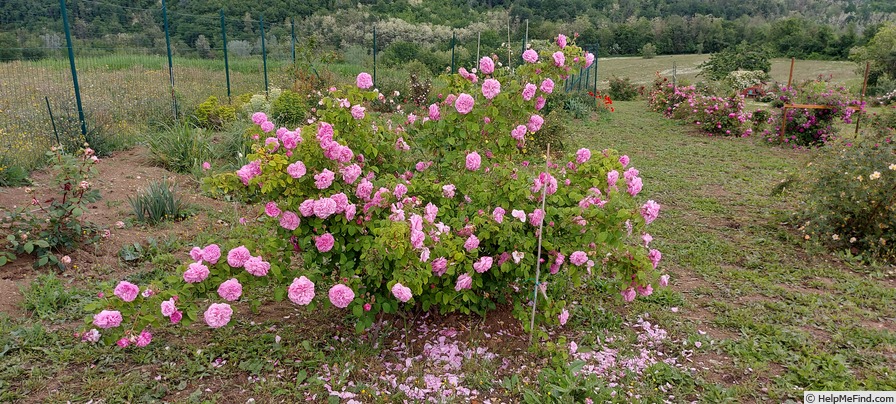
left=0, top=0, right=894, bottom=61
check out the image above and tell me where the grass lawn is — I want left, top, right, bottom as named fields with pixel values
left=1, top=100, right=893, bottom=402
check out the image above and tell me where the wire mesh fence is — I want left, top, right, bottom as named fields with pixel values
left=0, top=0, right=599, bottom=171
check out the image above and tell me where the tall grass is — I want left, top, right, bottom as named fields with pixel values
left=145, top=123, right=213, bottom=174
left=128, top=179, right=187, bottom=225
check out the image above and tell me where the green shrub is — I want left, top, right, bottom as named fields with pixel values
left=528, top=109, right=570, bottom=154
left=146, top=123, right=212, bottom=174
left=642, top=43, right=657, bottom=59
left=193, top=96, right=236, bottom=130
left=22, top=274, right=75, bottom=319
left=270, top=89, right=307, bottom=126
left=608, top=76, right=639, bottom=101
left=0, top=155, right=28, bottom=186
left=799, top=134, right=896, bottom=263
left=128, top=179, right=188, bottom=225
left=563, top=93, right=595, bottom=119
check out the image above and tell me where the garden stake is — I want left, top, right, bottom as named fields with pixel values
left=529, top=144, right=550, bottom=344
left=220, top=10, right=231, bottom=102
left=45, top=96, right=60, bottom=146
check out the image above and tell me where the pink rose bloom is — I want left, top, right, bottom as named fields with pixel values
left=528, top=209, right=545, bottom=226
left=317, top=122, right=334, bottom=142
left=315, top=233, right=335, bottom=252
left=585, top=52, right=595, bottom=68
left=619, top=155, right=630, bottom=167
left=265, top=137, right=280, bottom=152
left=299, top=199, right=316, bottom=217
left=481, top=78, right=501, bottom=100
left=204, top=303, right=233, bottom=328
left=114, top=281, right=140, bottom=302
left=251, top=112, right=268, bottom=125
left=92, top=310, right=122, bottom=329
left=344, top=204, right=357, bottom=220
left=659, top=274, right=670, bottom=287
left=559, top=308, right=569, bottom=325
left=351, top=104, right=366, bottom=119
left=511, top=209, right=526, bottom=222
left=455, top=274, right=473, bottom=291
left=570, top=251, right=588, bottom=266
left=607, top=170, right=619, bottom=188
left=391, top=283, right=413, bottom=303
left=217, top=278, right=243, bottom=301
left=161, top=298, right=177, bottom=317
left=244, top=256, right=270, bottom=277
left=492, top=207, right=505, bottom=223
left=527, top=115, right=544, bottom=133
left=356, top=179, right=374, bottom=200
left=479, top=56, right=495, bottom=75
left=648, top=249, right=662, bottom=269
left=522, top=83, right=537, bottom=101
left=641, top=200, right=660, bottom=224
left=473, top=256, right=493, bottom=273
left=236, top=160, right=261, bottom=185
left=621, top=287, right=637, bottom=302
left=535, top=96, right=546, bottom=110
left=202, top=244, right=221, bottom=264
left=170, top=310, right=183, bottom=324
left=642, top=233, right=654, bottom=246
left=431, top=257, right=448, bottom=276
left=465, top=152, right=481, bottom=171
left=227, top=246, right=251, bottom=267
left=82, top=329, right=100, bottom=343
left=637, top=284, right=653, bottom=297
left=455, top=93, right=475, bottom=114
left=511, top=125, right=527, bottom=141
left=135, top=330, right=152, bottom=347
left=265, top=202, right=281, bottom=217
left=552, top=51, right=565, bottom=67
left=557, top=34, right=567, bottom=49
left=280, top=211, right=300, bottom=230
left=420, top=247, right=431, bottom=262
left=410, top=230, right=425, bottom=249
left=184, top=262, right=210, bottom=283
left=627, top=176, right=643, bottom=196
left=260, top=121, right=275, bottom=133
left=540, top=78, right=555, bottom=94
left=442, top=184, right=456, bottom=198
left=356, top=72, right=373, bottom=89
left=117, top=338, right=129, bottom=348
left=328, top=284, right=355, bottom=308
left=394, top=183, right=408, bottom=199
left=522, top=49, right=539, bottom=63
left=576, top=148, right=592, bottom=164
left=428, top=103, right=441, bottom=121
left=624, top=167, right=640, bottom=181
left=464, top=235, right=480, bottom=251
left=287, top=161, right=307, bottom=179
left=313, top=197, right=337, bottom=219
left=341, top=164, right=362, bottom=184
left=331, top=193, right=349, bottom=213
left=202, top=161, right=211, bottom=170
left=409, top=214, right=423, bottom=231
left=314, top=169, right=335, bottom=189
left=288, top=276, right=315, bottom=305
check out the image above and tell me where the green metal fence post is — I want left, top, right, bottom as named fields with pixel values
left=260, top=15, right=269, bottom=96
left=594, top=43, right=599, bottom=96
left=161, top=0, right=177, bottom=119
left=450, top=32, right=456, bottom=73
left=373, top=26, right=377, bottom=88
left=59, top=0, right=86, bottom=136
left=45, top=96, right=60, bottom=145
left=291, top=17, right=296, bottom=64
left=220, top=10, right=231, bottom=101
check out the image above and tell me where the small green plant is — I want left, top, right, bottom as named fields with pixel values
left=118, top=242, right=146, bottom=264
left=641, top=42, right=657, bottom=59
left=270, top=89, right=307, bottom=126
left=146, top=123, right=212, bottom=174
left=0, top=154, right=28, bottom=186
left=1, top=146, right=102, bottom=269
left=192, top=96, right=236, bottom=130
left=128, top=179, right=187, bottom=225
left=22, top=274, right=76, bottom=319
left=608, top=76, right=639, bottom=101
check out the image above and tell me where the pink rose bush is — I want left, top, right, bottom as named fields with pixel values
left=84, top=35, right=668, bottom=343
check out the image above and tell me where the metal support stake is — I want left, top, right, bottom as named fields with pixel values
left=45, top=96, right=60, bottom=145
left=220, top=10, right=231, bottom=101
left=260, top=15, right=269, bottom=96
left=162, top=0, right=177, bottom=119
left=291, top=17, right=296, bottom=64
left=59, top=0, right=86, bottom=136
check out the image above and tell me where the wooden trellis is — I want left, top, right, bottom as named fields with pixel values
left=778, top=59, right=871, bottom=140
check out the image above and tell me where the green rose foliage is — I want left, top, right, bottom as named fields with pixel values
left=84, top=36, right=666, bottom=343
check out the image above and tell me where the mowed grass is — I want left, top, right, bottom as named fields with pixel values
left=597, top=54, right=861, bottom=88
left=570, top=101, right=896, bottom=400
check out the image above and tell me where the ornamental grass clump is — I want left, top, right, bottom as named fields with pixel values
left=84, top=35, right=668, bottom=346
